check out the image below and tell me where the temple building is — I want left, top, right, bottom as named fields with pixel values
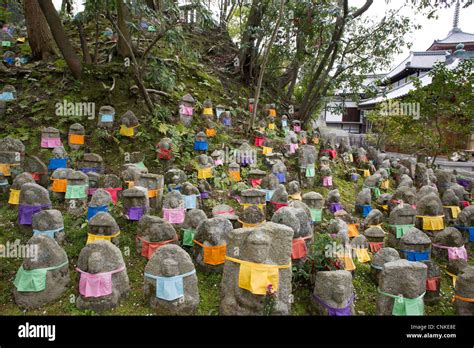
left=321, top=1, right=474, bottom=144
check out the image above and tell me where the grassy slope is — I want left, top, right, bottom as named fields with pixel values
left=0, top=23, right=470, bottom=316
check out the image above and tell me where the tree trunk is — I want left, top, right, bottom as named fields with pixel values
left=76, top=21, right=92, bottom=64
left=116, top=0, right=132, bottom=58
left=24, top=0, right=56, bottom=61
left=247, top=0, right=285, bottom=132
left=38, top=0, right=82, bottom=79
left=93, top=12, right=99, bottom=64
left=239, top=0, right=267, bottom=86
left=145, top=0, right=156, bottom=11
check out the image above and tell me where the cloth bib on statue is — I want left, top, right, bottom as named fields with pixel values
left=137, top=236, right=178, bottom=259
left=390, top=224, right=414, bottom=239
left=197, top=167, right=213, bottom=179
left=310, top=209, right=322, bottom=223
left=226, top=256, right=290, bottom=295
left=145, top=269, right=196, bottom=301
left=86, top=231, right=120, bottom=244
left=14, top=261, right=68, bottom=292
left=312, top=293, right=354, bottom=316
left=182, top=229, right=196, bottom=247
left=163, top=208, right=185, bottom=224
left=77, top=266, right=125, bottom=298
left=194, top=240, right=226, bottom=265
left=417, top=215, right=444, bottom=231
left=87, top=205, right=108, bottom=221
left=48, top=158, right=67, bottom=170
left=65, top=185, right=87, bottom=199
left=69, top=134, right=85, bottom=145
left=378, top=289, right=425, bottom=316
left=184, top=195, right=199, bottom=210
left=8, top=188, right=20, bottom=205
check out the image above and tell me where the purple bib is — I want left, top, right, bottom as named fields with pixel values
left=126, top=207, right=146, bottom=221
left=313, top=293, right=353, bottom=316
left=18, top=204, right=51, bottom=225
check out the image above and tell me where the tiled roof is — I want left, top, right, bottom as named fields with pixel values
left=433, top=29, right=474, bottom=45
left=384, top=51, right=448, bottom=80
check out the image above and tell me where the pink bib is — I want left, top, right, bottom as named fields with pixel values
left=76, top=266, right=125, bottom=298
left=163, top=208, right=185, bottom=224
left=41, top=137, right=62, bottom=148
left=289, top=143, right=298, bottom=154
left=180, top=105, right=194, bottom=116
left=323, top=176, right=333, bottom=187
left=448, top=246, right=468, bottom=261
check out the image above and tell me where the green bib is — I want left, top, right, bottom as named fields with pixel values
left=65, top=185, right=87, bottom=199
left=378, top=288, right=425, bottom=316
left=373, top=187, right=381, bottom=198
left=390, top=224, right=415, bottom=239
left=182, top=229, right=196, bottom=247
left=14, top=261, right=68, bottom=292
left=306, top=165, right=315, bottom=178
left=310, top=209, right=322, bottom=222
left=135, top=161, right=146, bottom=169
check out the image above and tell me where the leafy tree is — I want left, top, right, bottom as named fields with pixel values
left=368, top=59, right=474, bottom=162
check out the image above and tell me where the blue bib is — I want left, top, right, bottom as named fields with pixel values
left=0, top=92, right=14, bottom=101
left=145, top=269, right=196, bottom=301
left=455, top=226, right=474, bottom=242
left=101, top=114, right=114, bottom=122
left=357, top=204, right=372, bottom=218
left=87, top=205, right=108, bottom=221
left=184, top=195, right=199, bottom=209
left=276, top=172, right=286, bottom=184
left=48, top=158, right=67, bottom=170
left=32, top=227, right=64, bottom=239
left=194, top=141, right=208, bottom=151
left=402, top=250, right=430, bottom=262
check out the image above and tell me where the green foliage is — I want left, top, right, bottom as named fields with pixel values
left=368, top=59, right=474, bottom=157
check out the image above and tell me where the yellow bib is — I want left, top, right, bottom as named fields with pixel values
left=203, top=108, right=214, bottom=116
left=348, top=153, right=354, bottom=162
left=8, top=188, right=20, bottom=205
left=288, top=193, right=302, bottom=201
left=444, top=206, right=461, bottom=219
left=0, top=163, right=13, bottom=176
left=358, top=169, right=370, bottom=177
left=237, top=219, right=265, bottom=228
left=355, top=248, right=371, bottom=263
left=446, top=271, right=457, bottom=287
left=125, top=181, right=135, bottom=188
left=268, top=123, right=276, bottom=130
left=197, top=167, right=213, bottom=179
left=120, top=125, right=136, bottom=137
left=226, top=256, right=290, bottom=295
left=262, top=147, right=273, bottom=155
left=86, top=232, right=120, bottom=244
left=417, top=215, right=444, bottom=231
left=240, top=203, right=266, bottom=212
left=337, top=253, right=356, bottom=271
left=348, top=224, right=359, bottom=238
left=381, top=180, right=390, bottom=190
